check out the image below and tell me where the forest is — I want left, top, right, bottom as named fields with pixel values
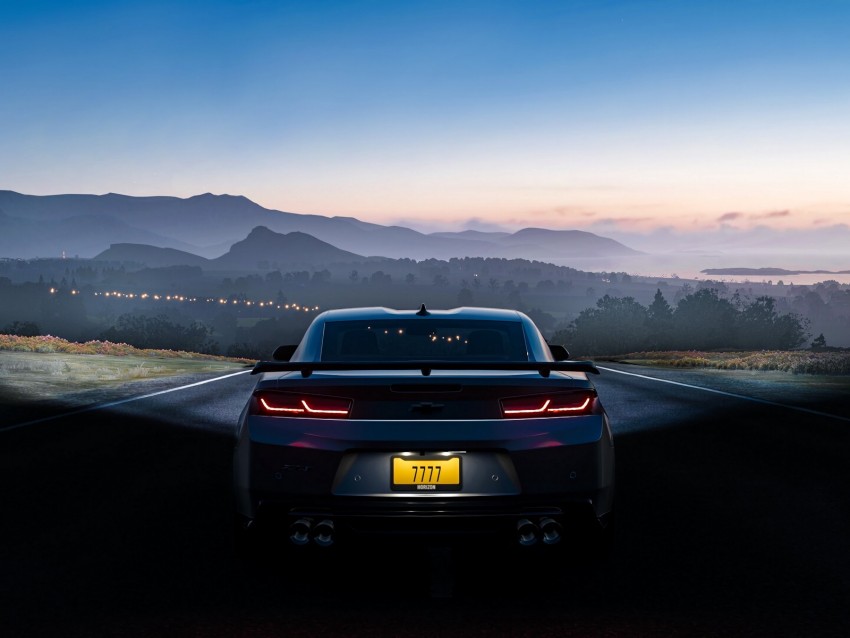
left=1, top=256, right=847, bottom=358
left=553, top=289, right=810, bottom=356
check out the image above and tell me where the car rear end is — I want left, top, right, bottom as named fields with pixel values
left=232, top=308, right=615, bottom=558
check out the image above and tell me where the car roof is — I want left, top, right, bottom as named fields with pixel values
left=317, top=306, right=525, bottom=322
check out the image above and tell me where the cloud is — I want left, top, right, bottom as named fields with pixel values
left=812, top=221, right=850, bottom=230
left=717, top=212, right=743, bottom=222
left=502, top=206, right=599, bottom=229
left=550, top=206, right=596, bottom=217
left=753, top=210, right=790, bottom=219
left=460, top=217, right=512, bottom=232
left=812, top=218, right=836, bottom=226
left=592, top=217, right=655, bottom=226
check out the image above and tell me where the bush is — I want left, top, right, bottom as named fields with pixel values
left=2, top=321, right=41, bottom=337
left=99, top=314, right=218, bottom=354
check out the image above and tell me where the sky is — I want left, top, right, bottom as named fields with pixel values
left=1, top=0, right=849, bottom=236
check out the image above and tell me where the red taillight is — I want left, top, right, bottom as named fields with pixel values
left=253, top=392, right=351, bottom=418
left=500, top=392, right=595, bottom=418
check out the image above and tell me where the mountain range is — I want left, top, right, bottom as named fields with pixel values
left=0, top=190, right=640, bottom=263
left=93, top=226, right=377, bottom=271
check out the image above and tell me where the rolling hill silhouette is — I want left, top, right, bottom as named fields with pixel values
left=94, top=243, right=210, bottom=268
left=499, top=227, right=638, bottom=256
left=0, top=190, right=641, bottom=262
left=94, top=226, right=370, bottom=271
left=211, top=226, right=366, bottom=270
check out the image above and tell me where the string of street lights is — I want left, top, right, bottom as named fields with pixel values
left=47, top=288, right=320, bottom=313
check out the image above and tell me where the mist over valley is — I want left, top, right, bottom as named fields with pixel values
left=1, top=190, right=848, bottom=355
left=2, top=190, right=847, bottom=284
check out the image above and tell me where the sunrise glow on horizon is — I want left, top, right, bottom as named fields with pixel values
left=2, top=0, right=848, bottom=236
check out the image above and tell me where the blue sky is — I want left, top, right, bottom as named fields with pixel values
left=2, top=0, right=848, bottom=233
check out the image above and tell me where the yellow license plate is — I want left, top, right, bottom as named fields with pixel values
left=392, top=456, right=461, bottom=491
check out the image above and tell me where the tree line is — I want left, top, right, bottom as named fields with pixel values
left=0, top=278, right=831, bottom=358
left=551, top=288, right=810, bottom=356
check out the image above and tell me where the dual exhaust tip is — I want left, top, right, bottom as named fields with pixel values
left=517, top=517, right=563, bottom=546
left=289, top=517, right=335, bottom=547
left=290, top=516, right=562, bottom=547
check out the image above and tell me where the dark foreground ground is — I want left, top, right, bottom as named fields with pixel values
left=1, top=366, right=848, bottom=637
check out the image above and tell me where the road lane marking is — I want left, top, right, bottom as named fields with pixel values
left=1, top=369, right=253, bottom=433
left=597, top=366, right=850, bottom=423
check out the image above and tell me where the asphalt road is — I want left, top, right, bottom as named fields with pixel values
left=2, top=365, right=849, bottom=637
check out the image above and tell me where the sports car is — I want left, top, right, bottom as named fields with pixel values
left=233, top=304, right=615, bottom=561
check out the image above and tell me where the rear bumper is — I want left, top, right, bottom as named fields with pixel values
left=233, top=413, right=615, bottom=544
left=243, top=493, right=614, bottom=547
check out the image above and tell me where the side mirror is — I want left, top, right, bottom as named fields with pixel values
left=272, top=344, right=298, bottom=361
left=548, top=344, right=569, bottom=361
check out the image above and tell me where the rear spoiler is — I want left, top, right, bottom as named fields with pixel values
left=251, top=360, right=599, bottom=378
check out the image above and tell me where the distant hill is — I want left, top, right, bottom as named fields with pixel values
left=94, top=227, right=373, bottom=272
left=499, top=227, right=639, bottom=257
left=92, top=227, right=613, bottom=285
left=210, top=226, right=367, bottom=270
left=0, top=190, right=642, bottom=262
left=431, top=229, right=512, bottom=241
left=429, top=227, right=640, bottom=258
left=0, top=211, right=199, bottom=258
left=94, top=244, right=210, bottom=269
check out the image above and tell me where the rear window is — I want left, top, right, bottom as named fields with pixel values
left=321, top=319, right=528, bottom=361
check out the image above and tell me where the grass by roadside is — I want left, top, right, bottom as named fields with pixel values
left=0, top=334, right=254, bottom=402
left=0, top=334, right=254, bottom=362
left=601, top=350, right=850, bottom=375
left=4, top=334, right=849, bottom=408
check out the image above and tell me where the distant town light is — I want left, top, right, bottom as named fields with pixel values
left=63, top=287, right=318, bottom=315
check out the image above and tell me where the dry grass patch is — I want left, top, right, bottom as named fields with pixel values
left=0, top=335, right=254, bottom=402
left=0, top=334, right=253, bottom=362
left=0, top=351, right=252, bottom=400
left=610, top=350, right=850, bottom=375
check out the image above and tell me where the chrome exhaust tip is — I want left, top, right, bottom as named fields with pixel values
left=312, top=518, right=335, bottom=547
left=539, top=517, right=563, bottom=545
left=517, top=518, right=539, bottom=546
left=289, top=517, right=312, bottom=545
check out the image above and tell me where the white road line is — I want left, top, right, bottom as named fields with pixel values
left=597, top=365, right=850, bottom=423
left=2, top=369, right=253, bottom=433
